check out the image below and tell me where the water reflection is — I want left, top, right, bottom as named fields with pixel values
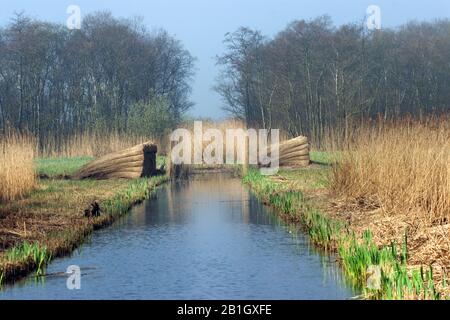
left=0, top=174, right=357, bottom=300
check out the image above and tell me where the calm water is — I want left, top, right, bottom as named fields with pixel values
left=0, top=174, right=357, bottom=299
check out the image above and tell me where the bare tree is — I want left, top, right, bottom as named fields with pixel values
left=216, top=17, right=450, bottom=146
left=0, top=12, right=196, bottom=148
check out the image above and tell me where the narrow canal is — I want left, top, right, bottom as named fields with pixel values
left=0, top=174, right=357, bottom=299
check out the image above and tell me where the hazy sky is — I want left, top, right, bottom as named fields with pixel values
left=0, top=0, right=449, bottom=119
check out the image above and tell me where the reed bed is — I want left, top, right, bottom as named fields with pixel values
left=331, top=117, right=450, bottom=223
left=325, top=116, right=450, bottom=297
left=0, top=132, right=36, bottom=202
left=39, top=131, right=158, bottom=158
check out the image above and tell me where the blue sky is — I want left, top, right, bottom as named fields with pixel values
left=0, top=0, right=449, bottom=119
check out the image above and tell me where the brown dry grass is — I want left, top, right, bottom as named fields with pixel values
left=331, top=117, right=449, bottom=223
left=0, top=132, right=36, bottom=202
left=0, top=179, right=129, bottom=252
left=329, top=116, right=450, bottom=292
left=39, top=131, right=158, bottom=158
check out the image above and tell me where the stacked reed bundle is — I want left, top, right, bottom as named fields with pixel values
left=73, top=141, right=157, bottom=179
left=262, top=135, right=310, bottom=168
left=278, top=136, right=310, bottom=167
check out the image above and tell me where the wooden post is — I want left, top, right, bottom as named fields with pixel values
left=242, top=135, right=248, bottom=176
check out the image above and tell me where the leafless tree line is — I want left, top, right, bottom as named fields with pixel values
left=0, top=12, right=195, bottom=148
left=216, top=16, right=450, bottom=146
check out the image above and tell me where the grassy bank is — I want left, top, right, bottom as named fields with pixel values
left=0, top=157, right=168, bottom=285
left=35, top=157, right=94, bottom=178
left=243, top=151, right=447, bottom=299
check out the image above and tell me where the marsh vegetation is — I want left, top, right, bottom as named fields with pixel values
left=0, top=11, right=449, bottom=300
left=243, top=118, right=450, bottom=299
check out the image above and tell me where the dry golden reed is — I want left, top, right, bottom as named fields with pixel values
left=0, top=132, right=36, bottom=202
left=39, top=132, right=157, bottom=158
left=331, top=117, right=450, bottom=222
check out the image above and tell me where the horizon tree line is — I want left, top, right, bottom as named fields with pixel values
left=216, top=16, right=450, bottom=145
left=0, top=11, right=195, bottom=149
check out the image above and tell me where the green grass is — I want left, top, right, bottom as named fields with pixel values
left=339, top=232, right=441, bottom=299
left=310, top=150, right=340, bottom=165
left=243, top=168, right=446, bottom=299
left=156, top=155, right=166, bottom=168
left=102, top=175, right=168, bottom=218
left=277, top=168, right=330, bottom=189
left=5, top=242, right=49, bottom=276
left=35, top=157, right=93, bottom=178
left=267, top=150, right=336, bottom=190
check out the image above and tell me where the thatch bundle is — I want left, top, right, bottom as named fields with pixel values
left=267, top=135, right=310, bottom=167
left=73, top=141, right=157, bottom=179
